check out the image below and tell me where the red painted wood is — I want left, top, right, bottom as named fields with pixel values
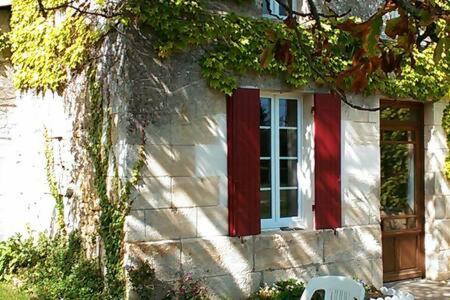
left=314, top=93, right=341, bottom=229
left=227, top=88, right=261, bottom=236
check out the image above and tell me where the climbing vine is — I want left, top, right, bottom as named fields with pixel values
left=442, top=103, right=450, bottom=180
left=7, top=0, right=450, bottom=100
left=9, top=0, right=99, bottom=93
left=128, top=0, right=450, bottom=100
left=43, top=128, right=66, bottom=232
left=86, top=67, right=144, bottom=299
left=4, top=0, right=450, bottom=297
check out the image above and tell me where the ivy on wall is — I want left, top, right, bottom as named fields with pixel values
left=126, top=0, right=450, bottom=100
left=7, top=0, right=450, bottom=100
left=86, top=67, right=144, bottom=299
left=442, top=103, right=450, bottom=180
left=9, top=0, right=98, bottom=93
left=43, top=128, right=66, bottom=232
left=5, top=0, right=450, bottom=298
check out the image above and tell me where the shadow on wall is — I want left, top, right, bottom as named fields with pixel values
left=106, top=29, right=384, bottom=298
left=422, top=103, right=450, bottom=281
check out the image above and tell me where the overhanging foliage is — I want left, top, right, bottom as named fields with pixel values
left=4, top=0, right=449, bottom=101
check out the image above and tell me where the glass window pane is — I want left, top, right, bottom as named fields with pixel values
left=382, top=130, right=415, bottom=142
left=260, top=160, right=271, bottom=188
left=279, top=99, right=297, bottom=127
left=260, top=129, right=271, bottom=157
left=278, top=3, right=286, bottom=16
left=278, top=0, right=292, bottom=16
left=280, top=189, right=298, bottom=217
left=260, top=191, right=272, bottom=219
left=262, top=0, right=269, bottom=14
left=280, top=129, right=297, bottom=157
left=381, top=143, right=415, bottom=215
left=260, top=98, right=271, bottom=126
left=280, top=159, right=297, bottom=187
left=382, top=217, right=416, bottom=231
left=381, top=107, right=419, bottom=122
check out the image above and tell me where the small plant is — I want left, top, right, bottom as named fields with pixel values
left=0, top=231, right=103, bottom=299
left=0, top=232, right=40, bottom=281
left=166, top=273, right=209, bottom=300
left=0, top=282, right=28, bottom=300
left=251, top=279, right=305, bottom=300
left=127, top=260, right=157, bottom=300
left=353, top=278, right=383, bottom=299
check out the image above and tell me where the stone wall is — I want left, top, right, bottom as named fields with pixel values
left=423, top=101, right=450, bottom=280
left=119, top=26, right=383, bottom=297
left=0, top=7, right=75, bottom=240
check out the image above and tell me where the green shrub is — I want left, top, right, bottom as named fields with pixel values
left=0, top=282, right=29, bottom=300
left=127, top=263, right=210, bottom=300
left=127, top=260, right=156, bottom=300
left=0, top=233, right=40, bottom=281
left=0, top=231, right=103, bottom=300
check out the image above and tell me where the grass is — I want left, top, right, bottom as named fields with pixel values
left=0, top=283, right=29, bottom=300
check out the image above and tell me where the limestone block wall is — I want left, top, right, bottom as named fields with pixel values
left=341, top=95, right=381, bottom=228
left=119, top=28, right=382, bottom=297
left=423, top=101, right=450, bottom=280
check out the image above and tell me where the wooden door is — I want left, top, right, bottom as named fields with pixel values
left=380, top=100, right=425, bottom=282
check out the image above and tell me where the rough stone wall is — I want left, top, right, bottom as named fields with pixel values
left=119, top=24, right=383, bottom=297
left=423, top=101, right=450, bottom=280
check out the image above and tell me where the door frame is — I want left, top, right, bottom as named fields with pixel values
left=380, top=100, right=425, bottom=282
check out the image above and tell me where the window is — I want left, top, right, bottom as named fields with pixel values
left=262, top=0, right=295, bottom=18
left=227, top=88, right=340, bottom=235
left=260, top=94, right=302, bottom=229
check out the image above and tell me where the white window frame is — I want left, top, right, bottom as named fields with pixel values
left=262, top=0, right=297, bottom=19
left=260, top=92, right=304, bottom=230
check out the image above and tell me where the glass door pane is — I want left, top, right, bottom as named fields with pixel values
left=381, top=142, right=416, bottom=231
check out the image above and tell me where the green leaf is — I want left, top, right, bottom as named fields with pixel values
left=433, top=37, right=447, bottom=64
left=367, top=16, right=382, bottom=55
left=385, top=17, right=401, bottom=38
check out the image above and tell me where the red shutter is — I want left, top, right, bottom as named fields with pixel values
left=314, top=93, right=341, bottom=229
left=227, top=88, right=261, bottom=236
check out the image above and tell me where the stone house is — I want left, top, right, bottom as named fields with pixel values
left=1, top=1, right=450, bottom=299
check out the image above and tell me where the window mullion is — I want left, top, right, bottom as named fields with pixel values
left=270, top=96, right=277, bottom=224
left=297, top=99, right=302, bottom=220
left=274, top=96, right=280, bottom=223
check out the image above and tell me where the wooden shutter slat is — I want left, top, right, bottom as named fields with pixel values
left=227, top=88, right=261, bottom=236
left=314, top=93, right=341, bottom=229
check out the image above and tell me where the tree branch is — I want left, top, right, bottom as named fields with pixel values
left=291, top=26, right=380, bottom=111
left=264, top=0, right=378, bottom=111
left=393, top=0, right=422, bottom=18
left=306, top=0, right=320, bottom=26
left=37, top=0, right=123, bottom=19
left=272, top=0, right=351, bottom=19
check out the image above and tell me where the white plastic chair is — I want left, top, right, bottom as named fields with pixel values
left=300, top=276, right=366, bottom=300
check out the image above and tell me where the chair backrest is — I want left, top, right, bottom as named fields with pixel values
left=300, top=276, right=366, bottom=300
